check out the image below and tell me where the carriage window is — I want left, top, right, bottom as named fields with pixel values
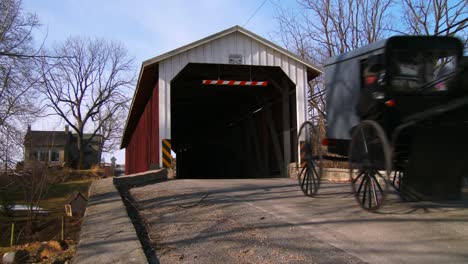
left=391, top=51, right=424, bottom=91
left=391, top=49, right=457, bottom=92
left=427, top=53, right=457, bottom=91
left=361, top=55, right=384, bottom=89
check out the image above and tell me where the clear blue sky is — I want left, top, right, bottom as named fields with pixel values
left=24, top=0, right=295, bottom=66
left=23, top=0, right=298, bottom=164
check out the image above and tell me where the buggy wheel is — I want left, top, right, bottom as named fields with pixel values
left=349, top=120, right=391, bottom=211
left=298, top=158, right=322, bottom=196
left=297, top=121, right=323, bottom=197
left=391, top=170, right=404, bottom=191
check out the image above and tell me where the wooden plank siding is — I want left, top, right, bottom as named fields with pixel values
left=125, top=83, right=159, bottom=174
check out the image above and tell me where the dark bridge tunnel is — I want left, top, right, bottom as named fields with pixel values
left=171, top=63, right=298, bottom=179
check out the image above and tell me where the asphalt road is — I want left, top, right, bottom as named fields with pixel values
left=130, top=179, right=468, bottom=264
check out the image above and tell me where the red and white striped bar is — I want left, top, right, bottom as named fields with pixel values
left=202, top=80, right=268, bottom=86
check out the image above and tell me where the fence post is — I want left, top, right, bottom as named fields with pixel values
left=61, top=216, right=65, bottom=241
left=10, top=222, right=15, bottom=247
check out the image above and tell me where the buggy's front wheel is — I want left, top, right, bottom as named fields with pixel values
left=349, top=120, right=391, bottom=211
left=298, top=158, right=322, bottom=196
left=297, top=121, right=323, bottom=197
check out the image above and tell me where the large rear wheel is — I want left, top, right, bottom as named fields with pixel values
left=349, top=120, right=391, bottom=211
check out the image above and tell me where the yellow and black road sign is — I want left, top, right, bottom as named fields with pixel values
left=300, top=141, right=307, bottom=168
left=162, top=139, right=172, bottom=168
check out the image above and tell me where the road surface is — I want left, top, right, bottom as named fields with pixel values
left=130, top=179, right=468, bottom=264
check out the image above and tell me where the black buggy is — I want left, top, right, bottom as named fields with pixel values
left=297, top=36, right=468, bottom=211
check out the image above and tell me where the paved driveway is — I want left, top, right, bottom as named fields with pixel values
left=130, top=179, right=468, bottom=264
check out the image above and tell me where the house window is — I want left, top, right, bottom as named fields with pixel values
left=39, top=151, right=48, bottom=161
left=51, top=151, right=60, bottom=162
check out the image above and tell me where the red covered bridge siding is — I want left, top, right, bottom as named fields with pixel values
left=121, top=25, right=321, bottom=176
left=125, top=83, right=159, bottom=174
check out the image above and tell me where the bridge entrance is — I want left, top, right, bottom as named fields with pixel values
left=171, top=63, right=297, bottom=178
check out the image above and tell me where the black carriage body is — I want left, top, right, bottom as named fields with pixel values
left=324, top=36, right=468, bottom=200
left=324, top=39, right=386, bottom=155
left=325, top=39, right=384, bottom=142
left=324, top=36, right=465, bottom=156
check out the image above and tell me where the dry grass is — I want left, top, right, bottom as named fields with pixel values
left=0, top=240, right=77, bottom=264
left=0, top=168, right=94, bottom=254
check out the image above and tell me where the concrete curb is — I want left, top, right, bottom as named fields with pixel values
left=289, top=164, right=350, bottom=182
left=73, top=170, right=167, bottom=263
left=72, top=178, right=147, bottom=264
left=322, top=168, right=350, bottom=182
left=114, top=169, right=168, bottom=188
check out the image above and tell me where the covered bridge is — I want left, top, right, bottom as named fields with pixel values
left=121, top=25, right=321, bottom=178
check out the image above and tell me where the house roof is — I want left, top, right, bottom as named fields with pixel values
left=24, top=130, right=102, bottom=147
left=65, top=191, right=87, bottom=204
left=121, top=25, right=322, bottom=148
left=24, top=131, right=69, bottom=147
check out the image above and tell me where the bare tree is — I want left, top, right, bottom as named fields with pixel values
left=0, top=0, right=42, bottom=168
left=274, top=0, right=394, bottom=123
left=17, top=163, right=49, bottom=234
left=96, top=102, right=129, bottom=158
left=292, top=0, right=393, bottom=61
left=39, top=37, right=134, bottom=169
left=401, top=0, right=467, bottom=49
left=0, top=0, right=56, bottom=235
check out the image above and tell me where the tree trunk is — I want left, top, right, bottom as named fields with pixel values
left=79, top=149, right=85, bottom=170
left=77, top=134, right=85, bottom=170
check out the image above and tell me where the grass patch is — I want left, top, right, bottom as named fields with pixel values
left=40, top=179, right=92, bottom=211
left=0, top=178, right=93, bottom=248
left=1, top=179, right=92, bottom=212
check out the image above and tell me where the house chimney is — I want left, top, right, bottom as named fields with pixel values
left=27, top=124, right=31, bottom=132
left=65, top=125, right=69, bottom=133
